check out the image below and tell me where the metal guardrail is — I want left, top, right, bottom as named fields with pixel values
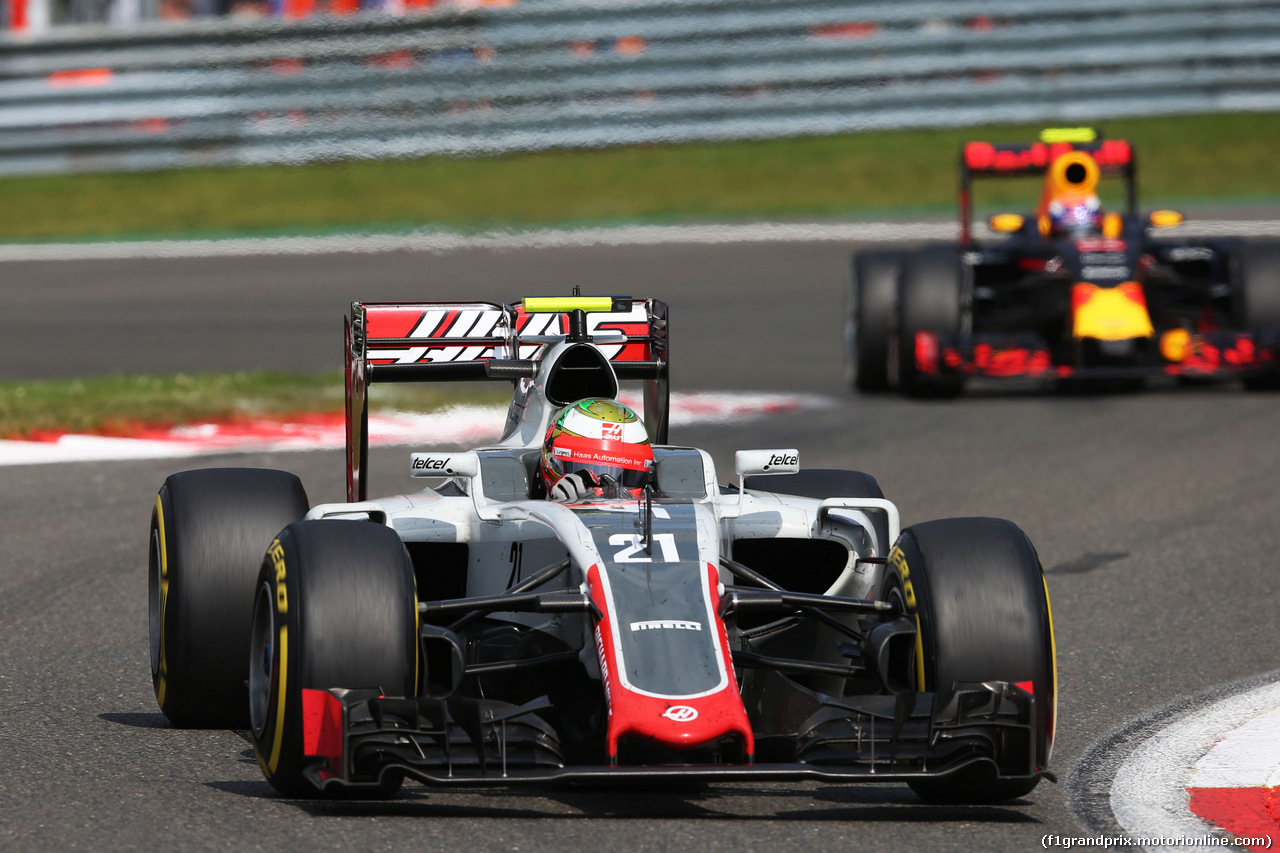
left=2, top=0, right=1280, bottom=175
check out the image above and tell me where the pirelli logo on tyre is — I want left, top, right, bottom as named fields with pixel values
left=889, top=546, right=916, bottom=610
left=260, top=537, right=291, bottom=778
left=889, top=545, right=928, bottom=694
left=268, top=539, right=287, bottom=614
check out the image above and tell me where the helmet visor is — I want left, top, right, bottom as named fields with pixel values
left=570, top=463, right=653, bottom=490
left=546, top=432, right=654, bottom=490
left=1051, top=201, right=1101, bottom=235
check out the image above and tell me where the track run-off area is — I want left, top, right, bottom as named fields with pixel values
left=2, top=220, right=1280, bottom=852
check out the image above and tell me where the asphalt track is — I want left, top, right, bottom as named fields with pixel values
left=2, top=235, right=1280, bottom=852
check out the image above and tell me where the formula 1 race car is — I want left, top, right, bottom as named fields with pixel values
left=846, top=128, right=1280, bottom=396
left=149, top=295, right=1056, bottom=804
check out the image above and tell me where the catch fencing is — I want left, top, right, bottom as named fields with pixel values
left=2, top=0, right=1280, bottom=175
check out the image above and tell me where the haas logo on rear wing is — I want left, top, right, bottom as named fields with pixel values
left=359, top=301, right=658, bottom=367
left=342, top=297, right=669, bottom=504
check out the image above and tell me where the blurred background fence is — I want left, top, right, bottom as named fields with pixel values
left=2, top=0, right=1280, bottom=175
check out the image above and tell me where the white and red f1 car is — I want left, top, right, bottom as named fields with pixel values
left=149, top=295, right=1057, bottom=803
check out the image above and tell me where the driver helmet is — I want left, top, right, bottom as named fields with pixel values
left=1046, top=193, right=1103, bottom=237
left=540, top=398, right=654, bottom=497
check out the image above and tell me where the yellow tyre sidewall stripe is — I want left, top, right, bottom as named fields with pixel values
left=413, top=581, right=420, bottom=698
left=259, top=537, right=293, bottom=778
left=914, top=613, right=926, bottom=693
left=255, top=538, right=292, bottom=778
left=890, top=545, right=928, bottom=692
left=1043, top=574, right=1059, bottom=762
left=266, top=624, right=289, bottom=775
left=154, top=494, right=170, bottom=707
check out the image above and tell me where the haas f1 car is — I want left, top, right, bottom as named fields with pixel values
left=846, top=128, right=1280, bottom=395
left=149, top=296, right=1056, bottom=804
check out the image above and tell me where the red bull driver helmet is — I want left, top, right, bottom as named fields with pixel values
left=540, top=398, right=654, bottom=496
left=1046, top=194, right=1103, bottom=236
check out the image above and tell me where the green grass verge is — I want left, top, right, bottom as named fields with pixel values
left=6, top=112, right=1279, bottom=435
left=4, top=112, right=1280, bottom=242
left=0, top=372, right=511, bottom=439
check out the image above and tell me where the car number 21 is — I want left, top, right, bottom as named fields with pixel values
left=608, top=533, right=680, bottom=563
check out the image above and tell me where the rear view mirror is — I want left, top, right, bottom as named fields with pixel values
left=410, top=451, right=480, bottom=479
left=735, top=449, right=799, bottom=478
left=988, top=214, right=1025, bottom=233
left=727, top=449, right=799, bottom=518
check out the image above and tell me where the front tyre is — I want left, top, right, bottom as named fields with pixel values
left=1232, top=242, right=1280, bottom=391
left=881, top=517, right=1055, bottom=803
left=893, top=247, right=969, bottom=398
left=250, top=520, right=418, bottom=798
left=847, top=250, right=904, bottom=392
left=150, top=468, right=309, bottom=728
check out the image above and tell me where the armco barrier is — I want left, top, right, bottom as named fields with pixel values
left=2, top=0, right=1280, bottom=175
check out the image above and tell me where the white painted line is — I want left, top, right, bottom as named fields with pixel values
left=0, top=220, right=1277, bottom=261
left=0, top=391, right=833, bottom=466
left=0, top=223, right=951, bottom=261
left=1111, top=679, right=1280, bottom=848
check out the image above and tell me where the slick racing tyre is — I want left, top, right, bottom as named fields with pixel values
left=893, top=247, right=969, bottom=398
left=880, top=517, right=1055, bottom=804
left=847, top=250, right=904, bottom=393
left=1232, top=242, right=1280, bottom=391
left=150, top=467, right=309, bottom=728
left=744, top=468, right=889, bottom=556
left=250, top=520, right=418, bottom=798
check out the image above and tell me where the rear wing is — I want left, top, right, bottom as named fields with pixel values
left=958, top=130, right=1136, bottom=245
left=344, top=297, right=669, bottom=501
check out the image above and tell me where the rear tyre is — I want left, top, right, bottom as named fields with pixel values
left=250, top=520, right=418, bottom=798
left=880, top=517, right=1055, bottom=804
left=893, top=247, right=969, bottom=398
left=847, top=250, right=904, bottom=392
left=150, top=468, right=309, bottom=728
left=1232, top=242, right=1280, bottom=391
left=745, top=469, right=888, bottom=556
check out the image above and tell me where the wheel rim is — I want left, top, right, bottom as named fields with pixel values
left=148, top=529, right=163, bottom=677
left=249, top=581, right=276, bottom=737
left=882, top=577, right=922, bottom=691
left=882, top=575, right=909, bottom=619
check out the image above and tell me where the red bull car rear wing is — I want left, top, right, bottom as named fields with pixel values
left=344, top=296, right=669, bottom=501
left=959, top=128, right=1137, bottom=245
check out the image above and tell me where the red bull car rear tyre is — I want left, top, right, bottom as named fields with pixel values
left=847, top=250, right=904, bottom=392
left=1233, top=242, right=1280, bottom=390
left=893, top=247, right=969, bottom=398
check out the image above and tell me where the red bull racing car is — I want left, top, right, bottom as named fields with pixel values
left=846, top=128, right=1280, bottom=395
left=149, top=295, right=1056, bottom=804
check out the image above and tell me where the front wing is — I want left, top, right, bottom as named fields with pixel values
left=913, top=329, right=1280, bottom=382
left=293, top=681, right=1046, bottom=793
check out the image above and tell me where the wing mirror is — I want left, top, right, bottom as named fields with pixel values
left=410, top=451, right=480, bottom=478
left=724, top=449, right=798, bottom=518
left=1149, top=209, right=1184, bottom=229
left=735, top=449, right=799, bottom=478
left=409, top=451, right=500, bottom=523
left=987, top=213, right=1025, bottom=233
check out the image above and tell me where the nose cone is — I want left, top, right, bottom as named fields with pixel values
left=1071, top=283, right=1155, bottom=341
